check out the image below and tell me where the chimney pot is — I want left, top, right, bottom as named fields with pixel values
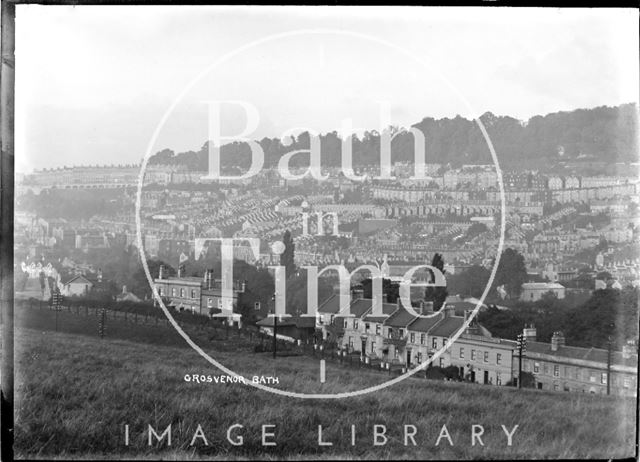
left=444, top=304, right=455, bottom=318
left=551, top=331, right=565, bottom=351
left=622, top=340, right=637, bottom=359
left=523, top=325, right=537, bottom=343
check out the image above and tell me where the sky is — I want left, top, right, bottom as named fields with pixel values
left=14, top=5, right=639, bottom=173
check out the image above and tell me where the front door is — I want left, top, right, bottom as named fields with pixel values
left=484, top=371, right=489, bottom=384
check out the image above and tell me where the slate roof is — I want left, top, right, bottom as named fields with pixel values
left=526, top=341, right=638, bottom=368
left=318, top=294, right=341, bottom=314
left=63, top=275, right=93, bottom=286
left=256, top=316, right=317, bottom=329
left=383, top=305, right=419, bottom=327
left=429, top=316, right=466, bottom=337
left=407, top=313, right=443, bottom=332
left=363, top=302, right=398, bottom=322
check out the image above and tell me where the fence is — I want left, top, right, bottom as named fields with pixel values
left=18, top=297, right=460, bottom=381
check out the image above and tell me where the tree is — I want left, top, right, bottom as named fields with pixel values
left=493, top=248, right=527, bottom=299
left=285, top=270, right=333, bottom=316
left=280, top=230, right=295, bottom=279
left=361, top=278, right=399, bottom=303
left=448, top=265, right=491, bottom=298
left=424, top=253, right=448, bottom=311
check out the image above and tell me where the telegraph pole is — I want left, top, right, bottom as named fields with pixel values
left=606, top=336, right=612, bottom=396
left=52, top=290, right=62, bottom=332
left=271, top=293, right=277, bottom=359
left=273, top=314, right=278, bottom=359
left=516, top=333, right=527, bottom=389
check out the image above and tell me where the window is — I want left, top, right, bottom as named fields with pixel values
left=623, top=377, right=630, bottom=388
left=157, top=287, right=163, bottom=296
left=420, top=334, right=425, bottom=345
left=417, top=352, right=423, bottom=363
left=554, top=365, right=559, bottom=377
left=388, top=328, right=393, bottom=339
left=180, top=288, right=185, bottom=298
left=471, top=350, right=476, bottom=361
left=601, top=373, right=607, bottom=385
left=496, top=353, right=502, bottom=365
left=343, top=319, right=348, bottom=329
left=348, top=337, right=354, bottom=349
left=172, top=288, right=177, bottom=297
left=399, top=329, right=404, bottom=337
left=410, top=333, right=415, bottom=343
left=484, top=351, right=489, bottom=363
left=459, top=348, right=465, bottom=359
left=439, top=358, right=444, bottom=368
left=496, top=373, right=502, bottom=385
left=354, top=320, right=359, bottom=330
left=365, top=323, right=370, bottom=332
left=432, top=338, right=438, bottom=349
left=374, top=324, right=380, bottom=335
left=589, top=374, right=596, bottom=383
left=371, top=341, right=376, bottom=353
left=553, top=383, right=559, bottom=391
left=207, top=298, right=213, bottom=307
left=394, top=348, right=399, bottom=359
left=330, top=315, right=335, bottom=324
left=534, top=362, right=539, bottom=373
left=191, top=289, right=197, bottom=299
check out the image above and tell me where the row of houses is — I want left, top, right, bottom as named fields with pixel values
left=300, top=291, right=638, bottom=397
left=96, top=266, right=637, bottom=398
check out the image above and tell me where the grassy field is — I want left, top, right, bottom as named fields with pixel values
left=7, top=306, right=638, bottom=460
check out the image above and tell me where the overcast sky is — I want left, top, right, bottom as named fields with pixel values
left=15, top=6, right=639, bottom=173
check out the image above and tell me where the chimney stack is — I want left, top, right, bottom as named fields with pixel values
left=443, top=304, right=455, bottom=318
left=97, top=268, right=103, bottom=282
left=420, top=300, right=434, bottom=315
left=159, top=264, right=165, bottom=280
left=351, top=286, right=364, bottom=301
left=622, top=340, right=637, bottom=360
left=523, top=324, right=537, bottom=343
left=122, top=285, right=127, bottom=294
left=550, top=331, right=565, bottom=351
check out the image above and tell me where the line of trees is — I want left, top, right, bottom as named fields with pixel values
left=149, top=104, right=638, bottom=171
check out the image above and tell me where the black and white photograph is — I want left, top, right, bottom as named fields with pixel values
left=1, top=4, right=639, bottom=460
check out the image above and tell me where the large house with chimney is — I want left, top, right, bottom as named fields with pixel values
left=516, top=326, right=637, bottom=397
left=325, top=288, right=508, bottom=384
left=315, top=287, right=638, bottom=392
left=153, top=265, right=245, bottom=324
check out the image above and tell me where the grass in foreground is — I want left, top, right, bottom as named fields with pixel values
left=8, top=324, right=637, bottom=460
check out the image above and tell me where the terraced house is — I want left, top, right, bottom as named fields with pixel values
left=518, top=327, right=638, bottom=396
left=153, top=266, right=245, bottom=323
left=331, top=290, right=515, bottom=382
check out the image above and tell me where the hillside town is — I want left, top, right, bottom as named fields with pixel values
left=14, top=158, right=640, bottom=397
